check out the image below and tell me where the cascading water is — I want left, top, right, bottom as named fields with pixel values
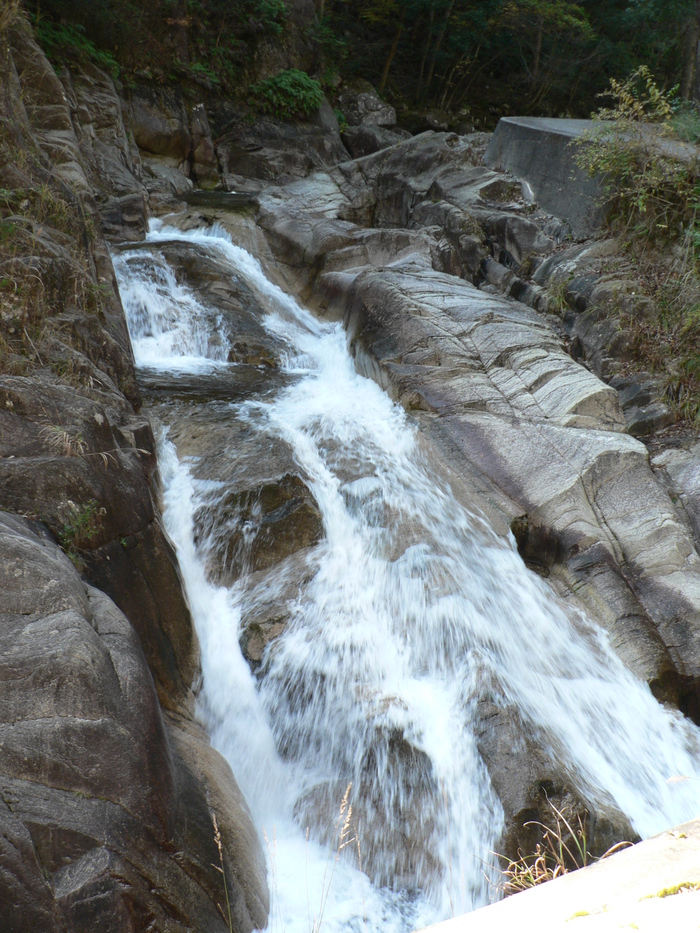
left=114, top=221, right=700, bottom=933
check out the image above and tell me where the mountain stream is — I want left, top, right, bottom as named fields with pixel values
left=113, top=221, right=700, bottom=933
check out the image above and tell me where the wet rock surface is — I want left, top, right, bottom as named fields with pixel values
left=196, top=473, right=324, bottom=585
left=0, top=23, right=268, bottom=933
left=175, top=128, right=700, bottom=862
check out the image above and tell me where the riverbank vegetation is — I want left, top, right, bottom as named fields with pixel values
left=572, top=67, right=700, bottom=421
left=21, top=1, right=700, bottom=126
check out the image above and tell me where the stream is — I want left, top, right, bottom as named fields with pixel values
left=114, top=221, right=700, bottom=933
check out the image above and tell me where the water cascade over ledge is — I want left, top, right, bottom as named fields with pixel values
left=113, top=222, right=700, bottom=933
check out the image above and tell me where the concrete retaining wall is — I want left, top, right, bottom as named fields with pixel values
left=484, top=117, right=605, bottom=238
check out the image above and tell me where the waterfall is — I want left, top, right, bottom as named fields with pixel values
left=113, top=221, right=700, bottom=933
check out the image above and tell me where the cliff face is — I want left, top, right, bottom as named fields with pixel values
left=0, top=14, right=268, bottom=932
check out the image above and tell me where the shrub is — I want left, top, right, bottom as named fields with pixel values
left=574, top=66, right=700, bottom=243
left=256, top=0, right=287, bottom=35
left=671, top=102, right=700, bottom=144
left=249, top=69, right=325, bottom=120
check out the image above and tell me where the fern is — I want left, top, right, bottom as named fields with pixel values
left=249, top=69, right=325, bottom=120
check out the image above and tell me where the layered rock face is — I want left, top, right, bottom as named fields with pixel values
left=233, top=132, right=700, bottom=717
left=4, top=5, right=700, bottom=916
left=171, top=129, right=700, bottom=859
left=0, top=19, right=267, bottom=932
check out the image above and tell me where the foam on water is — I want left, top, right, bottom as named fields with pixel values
left=114, top=221, right=700, bottom=933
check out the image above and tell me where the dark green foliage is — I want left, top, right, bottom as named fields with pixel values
left=33, top=18, right=120, bottom=77
left=256, top=0, right=288, bottom=35
left=28, top=0, right=289, bottom=90
left=20, top=0, right=700, bottom=125
left=249, top=69, right=325, bottom=119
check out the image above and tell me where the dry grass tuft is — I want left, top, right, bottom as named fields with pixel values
left=0, top=0, right=22, bottom=35
left=211, top=810, right=234, bottom=932
left=499, top=801, right=632, bottom=896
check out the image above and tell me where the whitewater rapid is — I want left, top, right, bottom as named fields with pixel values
left=113, top=221, right=700, bottom=933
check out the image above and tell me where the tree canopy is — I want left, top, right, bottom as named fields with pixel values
left=26, top=0, right=700, bottom=124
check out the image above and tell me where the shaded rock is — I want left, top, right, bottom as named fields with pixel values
left=294, top=725, right=444, bottom=893
left=189, top=101, right=220, bottom=186
left=196, top=473, right=324, bottom=585
left=216, top=101, right=348, bottom=184
left=129, top=84, right=192, bottom=164
left=0, top=376, right=197, bottom=715
left=59, top=62, right=149, bottom=241
left=341, top=124, right=411, bottom=159
left=238, top=548, right=321, bottom=670
left=482, top=212, right=555, bottom=266
left=142, top=155, right=193, bottom=195
left=0, top=512, right=268, bottom=933
left=625, top=401, right=674, bottom=437
left=397, top=108, right=450, bottom=134
left=475, top=692, right=638, bottom=864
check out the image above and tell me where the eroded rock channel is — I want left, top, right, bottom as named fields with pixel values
left=113, top=218, right=700, bottom=931
left=3, top=20, right=700, bottom=931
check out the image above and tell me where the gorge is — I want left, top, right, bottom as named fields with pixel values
left=115, top=220, right=700, bottom=930
left=2, top=11, right=700, bottom=932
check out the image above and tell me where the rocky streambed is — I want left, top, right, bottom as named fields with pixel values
left=111, top=214, right=700, bottom=931
left=3, top=18, right=700, bottom=933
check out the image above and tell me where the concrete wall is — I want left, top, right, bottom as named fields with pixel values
left=484, top=117, right=605, bottom=238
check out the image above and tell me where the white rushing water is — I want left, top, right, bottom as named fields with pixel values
left=114, top=222, right=700, bottom=933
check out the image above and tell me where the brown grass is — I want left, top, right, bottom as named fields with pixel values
left=498, top=801, right=632, bottom=896
left=0, top=0, right=22, bottom=35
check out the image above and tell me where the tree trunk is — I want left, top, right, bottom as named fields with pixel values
left=532, top=15, right=543, bottom=84
left=681, top=12, right=698, bottom=100
left=422, top=0, right=455, bottom=103
left=416, top=7, right=435, bottom=103
left=379, top=20, right=403, bottom=95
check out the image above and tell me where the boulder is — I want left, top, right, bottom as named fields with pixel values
left=196, top=473, right=324, bottom=586
left=341, top=124, right=411, bottom=159
left=129, top=84, right=192, bottom=164
left=0, top=512, right=268, bottom=933
left=475, top=690, right=637, bottom=863
left=189, top=102, right=220, bottom=186
left=337, top=79, right=396, bottom=127
left=216, top=102, right=349, bottom=184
